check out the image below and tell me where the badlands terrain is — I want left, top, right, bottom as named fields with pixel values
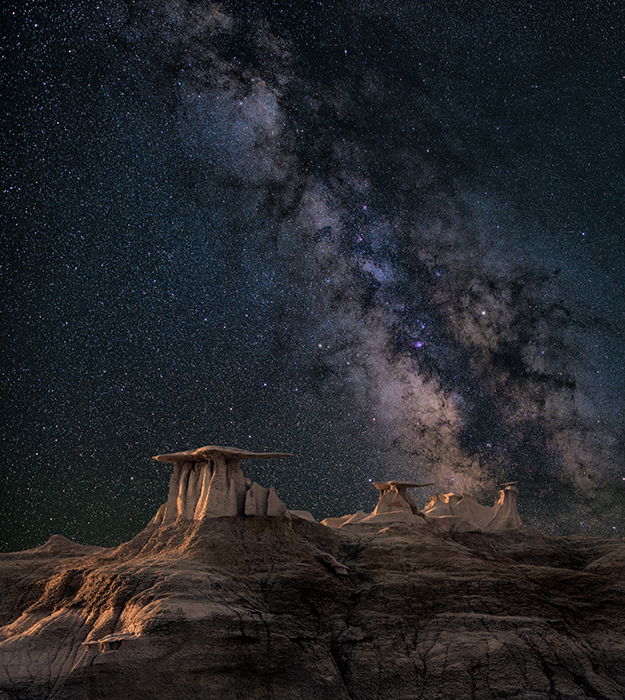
left=1, top=446, right=624, bottom=699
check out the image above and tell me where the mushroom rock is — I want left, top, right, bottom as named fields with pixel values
left=483, top=482, right=523, bottom=532
left=372, top=481, right=434, bottom=516
left=421, top=492, right=493, bottom=529
left=322, top=483, right=436, bottom=529
left=152, top=445, right=292, bottom=521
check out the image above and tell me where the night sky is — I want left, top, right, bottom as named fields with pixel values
left=2, top=0, right=624, bottom=551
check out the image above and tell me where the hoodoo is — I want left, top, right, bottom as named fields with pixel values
left=322, top=480, right=525, bottom=532
left=371, top=480, right=435, bottom=515
left=150, top=445, right=292, bottom=523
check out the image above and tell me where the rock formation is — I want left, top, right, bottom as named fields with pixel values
left=482, top=482, right=524, bottom=532
left=421, top=491, right=495, bottom=529
left=320, top=512, right=362, bottom=528
left=2, top=452, right=623, bottom=699
left=323, top=479, right=524, bottom=534
left=150, top=445, right=292, bottom=522
left=321, top=482, right=434, bottom=529
left=371, top=480, right=434, bottom=515
left=419, top=481, right=524, bottom=533
left=1, top=515, right=624, bottom=699
left=289, top=510, right=316, bottom=522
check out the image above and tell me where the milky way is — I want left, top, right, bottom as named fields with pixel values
left=2, top=0, right=624, bottom=549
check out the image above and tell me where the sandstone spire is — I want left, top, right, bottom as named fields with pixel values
left=150, top=445, right=292, bottom=524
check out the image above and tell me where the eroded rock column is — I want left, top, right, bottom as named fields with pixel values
left=151, top=445, right=292, bottom=523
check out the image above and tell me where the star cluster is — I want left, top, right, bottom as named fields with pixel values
left=2, top=0, right=624, bottom=550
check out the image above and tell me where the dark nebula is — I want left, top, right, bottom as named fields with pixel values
left=2, top=0, right=624, bottom=550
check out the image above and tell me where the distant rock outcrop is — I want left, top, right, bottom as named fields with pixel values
left=289, top=510, right=316, bottom=522
left=324, top=480, right=524, bottom=534
left=422, top=492, right=494, bottom=529
left=320, top=510, right=368, bottom=528
left=321, top=482, right=435, bottom=529
left=483, top=482, right=524, bottom=532
left=420, top=482, right=524, bottom=533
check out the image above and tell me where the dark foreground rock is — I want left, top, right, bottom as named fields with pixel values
left=1, top=518, right=624, bottom=699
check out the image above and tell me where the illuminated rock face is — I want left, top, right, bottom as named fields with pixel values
left=1, top=477, right=622, bottom=698
left=2, top=520, right=624, bottom=699
left=150, top=445, right=292, bottom=522
left=372, top=481, right=432, bottom=516
left=422, top=484, right=524, bottom=532
left=323, top=481, right=524, bottom=533
left=422, top=492, right=494, bottom=528
left=320, top=510, right=368, bottom=528
left=322, top=482, right=433, bottom=528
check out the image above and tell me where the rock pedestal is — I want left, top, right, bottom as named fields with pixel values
left=150, top=445, right=292, bottom=524
left=372, top=481, right=434, bottom=515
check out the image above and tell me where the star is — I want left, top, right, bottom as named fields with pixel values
left=1, top=0, right=623, bottom=550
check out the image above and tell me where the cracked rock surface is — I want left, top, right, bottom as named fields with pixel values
left=1, top=520, right=624, bottom=699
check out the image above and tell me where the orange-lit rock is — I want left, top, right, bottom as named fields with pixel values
left=371, top=480, right=434, bottom=515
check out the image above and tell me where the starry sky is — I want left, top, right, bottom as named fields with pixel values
left=2, top=0, right=624, bottom=550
